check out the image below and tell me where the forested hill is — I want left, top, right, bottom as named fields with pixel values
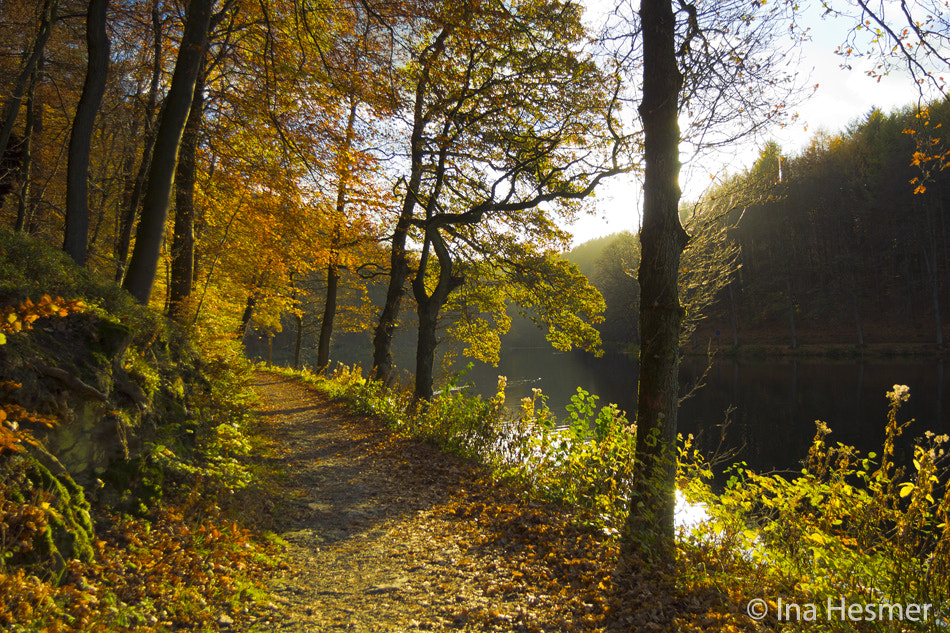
left=580, top=102, right=950, bottom=353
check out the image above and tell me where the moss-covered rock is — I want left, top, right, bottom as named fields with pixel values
left=0, top=227, right=257, bottom=584
left=1, top=453, right=94, bottom=582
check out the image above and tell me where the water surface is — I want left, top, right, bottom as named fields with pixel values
left=460, top=350, right=950, bottom=474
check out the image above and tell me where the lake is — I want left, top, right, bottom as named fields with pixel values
left=456, top=349, right=950, bottom=475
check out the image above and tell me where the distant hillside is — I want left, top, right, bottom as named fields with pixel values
left=691, top=102, right=950, bottom=350
left=565, top=233, right=623, bottom=278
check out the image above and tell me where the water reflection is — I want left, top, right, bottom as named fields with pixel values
left=462, top=351, right=950, bottom=475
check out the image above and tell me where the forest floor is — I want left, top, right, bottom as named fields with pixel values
left=241, top=371, right=739, bottom=632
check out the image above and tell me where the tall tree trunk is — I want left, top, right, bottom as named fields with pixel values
left=14, top=63, right=40, bottom=232
left=26, top=83, right=46, bottom=235
left=293, top=312, right=304, bottom=370
left=621, top=0, right=687, bottom=566
left=317, top=101, right=357, bottom=370
left=372, top=222, right=410, bottom=382
left=411, top=227, right=462, bottom=402
left=64, top=0, right=110, bottom=266
left=317, top=262, right=339, bottom=370
left=0, top=0, right=57, bottom=165
left=168, top=63, right=207, bottom=319
left=414, top=298, right=439, bottom=402
left=122, top=0, right=214, bottom=305
left=288, top=271, right=304, bottom=370
left=115, top=0, right=163, bottom=283
left=371, top=27, right=452, bottom=383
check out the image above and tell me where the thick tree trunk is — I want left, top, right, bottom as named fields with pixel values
left=0, top=0, right=57, bottom=166
left=168, top=64, right=207, bottom=320
left=122, top=0, right=213, bottom=304
left=371, top=28, right=451, bottom=383
left=411, top=227, right=463, bottom=402
left=317, top=262, right=339, bottom=370
left=115, top=0, right=163, bottom=283
left=621, top=0, right=687, bottom=566
left=414, top=300, right=439, bottom=402
left=372, top=214, right=411, bottom=382
left=64, top=0, right=110, bottom=266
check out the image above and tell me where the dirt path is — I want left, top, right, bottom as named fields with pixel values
left=245, top=372, right=678, bottom=633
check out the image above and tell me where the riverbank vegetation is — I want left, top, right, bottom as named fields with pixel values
left=290, top=362, right=950, bottom=630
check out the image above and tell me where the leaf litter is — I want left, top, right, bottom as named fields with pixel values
left=249, top=372, right=762, bottom=632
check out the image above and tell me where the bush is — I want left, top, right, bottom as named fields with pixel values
left=679, top=385, right=950, bottom=632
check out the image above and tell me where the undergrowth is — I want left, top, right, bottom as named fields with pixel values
left=678, top=385, right=950, bottom=631
left=1, top=317, right=281, bottom=631
left=0, top=231, right=285, bottom=631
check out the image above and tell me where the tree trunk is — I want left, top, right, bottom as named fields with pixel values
left=14, top=63, right=40, bottom=232
left=114, top=0, right=163, bottom=283
left=0, top=0, right=57, bottom=166
left=411, top=227, right=463, bottom=402
left=371, top=27, right=452, bottom=383
left=237, top=293, right=256, bottom=340
left=26, top=85, right=46, bottom=235
left=122, top=0, right=214, bottom=305
left=168, top=63, right=207, bottom=320
left=621, top=0, right=687, bottom=566
left=317, top=262, right=339, bottom=370
left=293, top=311, right=303, bottom=370
left=317, top=101, right=357, bottom=370
left=414, top=298, right=439, bottom=402
left=64, top=0, right=110, bottom=266
left=372, top=212, right=411, bottom=383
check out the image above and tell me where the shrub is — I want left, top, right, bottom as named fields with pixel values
left=679, top=385, right=950, bottom=632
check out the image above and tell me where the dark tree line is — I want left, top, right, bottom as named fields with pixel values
left=586, top=102, right=950, bottom=353
left=711, top=104, right=950, bottom=349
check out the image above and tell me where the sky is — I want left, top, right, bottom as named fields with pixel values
left=567, top=2, right=925, bottom=247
